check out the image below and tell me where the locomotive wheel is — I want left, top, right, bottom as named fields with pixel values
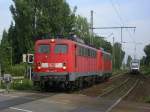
left=39, top=81, right=45, bottom=91
left=105, top=76, right=110, bottom=82
left=74, top=79, right=82, bottom=90
left=95, top=76, right=99, bottom=84
left=39, top=81, right=49, bottom=91
left=79, top=79, right=83, bottom=89
left=74, top=80, right=79, bottom=90
left=91, top=77, right=96, bottom=86
left=33, top=81, right=41, bottom=91
left=65, top=82, right=75, bottom=92
left=70, top=82, right=76, bottom=91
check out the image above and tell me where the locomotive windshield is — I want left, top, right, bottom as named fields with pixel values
left=38, top=44, right=50, bottom=53
left=55, top=44, right=67, bottom=53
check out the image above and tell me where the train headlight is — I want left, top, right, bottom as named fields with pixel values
left=37, top=62, right=41, bottom=70
left=62, top=66, right=67, bottom=70
left=38, top=66, right=41, bottom=70
left=50, top=39, right=55, bottom=43
left=62, top=63, right=67, bottom=70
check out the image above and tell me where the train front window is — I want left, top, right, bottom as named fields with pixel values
left=55, top=44, right=67, bottom=54
left=38, top=45, right=50, bottom=53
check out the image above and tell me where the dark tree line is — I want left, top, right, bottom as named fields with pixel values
left=141, top=44, right=150, bottom=66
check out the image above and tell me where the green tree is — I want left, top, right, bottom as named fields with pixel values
left=113, top=42, right=125, bottom=70
left=10, top=0, right=34, bottom=63
left=34, top=0, right=76, bottom=36
left=93, top=36, right=112, bottom=53
left=8, top=0, right=76, bottom=63
left=73, top=15, right=90, bottom=40
left=0, top=30, right=11, bottom=72
left=140, top=56, right=146, bottom=66
left=127, top=55, right=132, bottom=67
left=144, top=44, right=150, bottom=65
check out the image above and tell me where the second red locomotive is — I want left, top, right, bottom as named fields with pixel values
left=32, top=38, right=112, bottom=90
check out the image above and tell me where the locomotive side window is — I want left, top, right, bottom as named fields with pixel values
left=85, top=48, right=88, bottom=56
left=81, top=47, right=84, bottom=56
left=78, top=46, right=84, bottom=56
left=77, top=45, right=97, bottom=58
left=38, top=45, right=50, bottom=53
left=55, top=44, right=68, bottom=53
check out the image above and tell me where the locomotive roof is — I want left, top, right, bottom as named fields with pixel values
left=35, top=39, right=111, bottom=54
left=36, top=39, right=97, bottom=49
left=102, top=50, right=111, bottom=55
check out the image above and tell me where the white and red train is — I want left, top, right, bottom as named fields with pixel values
left=32, top=38, right=112, bottom=90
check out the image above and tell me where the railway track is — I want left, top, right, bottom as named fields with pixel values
left=110, top=73, right=125, bottom=80
left=98, top=76, right=139, bottom=112
left=76, top=73, right=131, bottom=96
left=100, top=77, right=139, bottom=99
left=99, top=78, right=131, bottom=97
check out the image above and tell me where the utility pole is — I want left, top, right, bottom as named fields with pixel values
left=91, top=26, right=136, bottom=69
left=90, top=10, right=94, bottom=45
left=112, top=36, right=115, bottom=70
left=134, top=44, right=136, bottom=59
left=34, top=2, right=37, bottom=30
left=7, top=47, right=12, bottom=67
left=120, top=28, right=123, bottom=69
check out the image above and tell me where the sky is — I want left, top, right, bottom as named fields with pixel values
left=0, top=0, right=150, bottom=60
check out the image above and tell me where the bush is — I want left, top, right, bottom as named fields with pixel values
left=4, top=63, right=27, bottom=76
left=0, top=81, right=3, bottom=89
left=11, top=79, right=33, bottom=90
left=141, top=66, right=150, bottom=76
left=145, top=96, right=150, bottom=103
left=0, top=79, right=33, bottom=90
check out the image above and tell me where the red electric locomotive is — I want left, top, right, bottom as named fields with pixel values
left=32, top=38, right=112, bottom=90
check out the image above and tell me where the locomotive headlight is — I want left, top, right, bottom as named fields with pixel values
left=62, top=66, right=67, bottom=70
left=38, top=66, right=41, bottom=69
left=50, top=39, right=55, bottom=43
left=37, top=62, right=41, bottom=69
left=62, top=63, right=67, bottom=70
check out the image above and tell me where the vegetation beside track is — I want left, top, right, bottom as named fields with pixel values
left=141, top=66, right=150, bottom=76
left=144, top=96, right=150, bottom=103
left=5, top=64, right=26, bottom=77
left=112, top=70, right=127, bottom=76
left=11, top=79, right=33, bottom=90
left=0, top=78, right=33, bottom=90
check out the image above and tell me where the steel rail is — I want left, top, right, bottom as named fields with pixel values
left=98, top=78, right=130, bottom=97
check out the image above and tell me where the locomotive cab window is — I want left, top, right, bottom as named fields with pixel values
left=38, top=45, right=50, bottom=53
left=55, top=44, right=68, bottom=53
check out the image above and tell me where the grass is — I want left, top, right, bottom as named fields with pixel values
left=0, top=79, right=33, bottom=90
left=112, top=69, right=126, bottom=76
left=11, top=79, right=33, bottom=90
left=0, top=82, right=3, bottom=89
left=144, top=96, right=150, bottom=103
left=0, top=63, right=34, bottom=90
left=141, top=66, right=150, bottom=76
left=6, top=64, right=27, bottom=76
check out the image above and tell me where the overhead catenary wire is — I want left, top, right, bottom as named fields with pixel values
left=109, top=0, right=135, bottom=43
left=109, top=0, right=124, bottom=26
left=114, top=0, right=136, bottom=43
left=109, top=0, right=138, bottom=62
